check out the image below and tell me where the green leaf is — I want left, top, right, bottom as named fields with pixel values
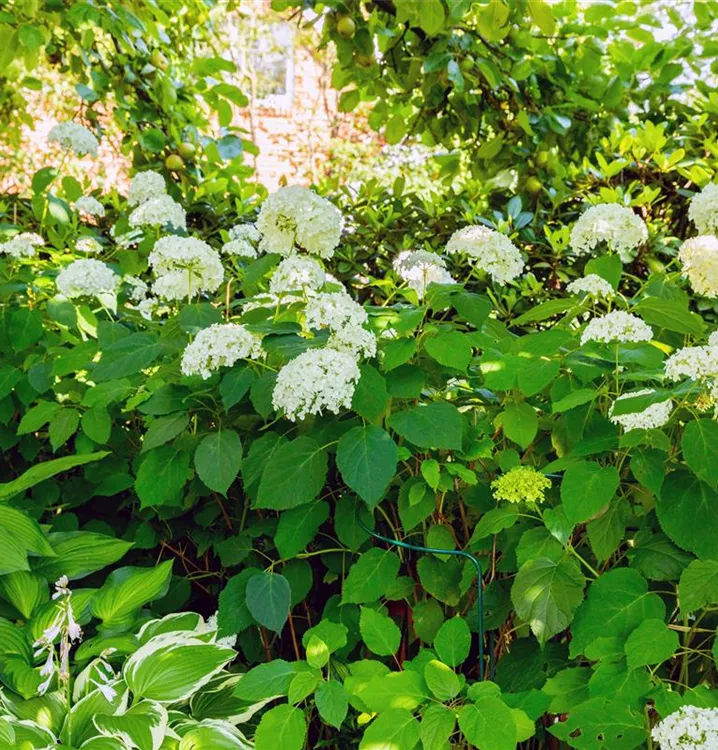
left=141, top=412, right=189, bottom=453
left=9, top=308, right=43, bottom=351
left=359, top=606, right=401, bottom=656
left=542, top=667, right=591, bottom=713
left=552, top=388, right=596, bottom=413
left=255, top=705, right=306, bottom=750
left=458, top=697, right=516, bottom=750
left=513, top=299, right=575, bottom=325
left=385, top=114, right=406, bottom=145
left=217, top=567, right=261, bottom=636
left=561, top=461, right=620, bottom=525
left=352, top=364, right=390, bottom=421
left=220, top=367, right=256, bottom=411
left=0, top=571, right=47, bottom=618
left=511, top=557, right=585, bottom=646
left=424, top=331, right=473, bottom=371
left=433, top=616, right=471, bottom=667
left=343, top=548, right=400, bottom=604
left=635, top=297, right=705, bottom=335
left=425, top=660, right=460, bottom=701
left=548, top=698, right=645, bottom=749
left=628, top=533, right=692, bottom=582
left=93, top=332, right=163, bottom=381
left=336, top=425, right=398, bottom=508
left=501, top=402, right=537, bottom=449
left=32, top=532, right=132, bottom=581
left=81, top=408, right=112, bottom=444
left=587, top=499, right=630, bottom=562
left=195, top=429, right=242, bottom=495
left=657, top=470, right=718, bottom=559
left=49, top=408, right=80, bottom=451
left=681, top=419, right=718, bottom=488
left=679, top=559, right=718, bottom=614
left=359, top=709, right=420, bottom=750
left=315, top=680, right=348, bottom=729
left=135, top=446, right=191, bottom=508
left=0, top=452, right=109, bottom=502
left=91, top=561, right=173, bottom=629
left=256, top=436, right=327, bottom=510
left=527, top=0, right=556, bottom=35
left=233, top=659, right=296, bottom=701
left=0, top=365, right=21, bottom=399
left=624, top=619, right=678, bottom=669
left=419, top=0, right=445, bottom=35
left=570, top=568, right=665, bottom=658
left=389, top=401, right=462, bottom=450
left=245, top=572, right=291, bottom=633
left=124, top=639, right=235, bottom=703
left=275, top=501, right=329, bottom=559
left=420, top=704, right=456, bottom=750
left=470, top=506, right=520, bottom=543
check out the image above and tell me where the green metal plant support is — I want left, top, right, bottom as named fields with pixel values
left=356, top=512, right=494, bottom=681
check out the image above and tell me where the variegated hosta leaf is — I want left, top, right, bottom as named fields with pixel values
left=178, top=720, right=253, bottom=749
left=61, top=682, right=127, bottom=747
left=2, top=690, right=66, bottom=736
left=123, top=636, right=236, bottom=703
left=92, top=699, right=167, bottom=750
left=137, top=613, right=204, bottom=645
left=4, top=716, right=57, bottom=748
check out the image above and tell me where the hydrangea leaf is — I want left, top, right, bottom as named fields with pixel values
left=359, top=606, right=401, bottom=656
left=548, top=698, right=645, bottom=749
left=245, top=572, right=291, bottom=633
left=561, top=461, right=620, bottom=526
left=624, top=619, right=679, bottom=669
left=678, top=559, right=718, bottom=614
left=511, top=557, right=585, bottom=646
left=336, top=425, right=398, bottom=508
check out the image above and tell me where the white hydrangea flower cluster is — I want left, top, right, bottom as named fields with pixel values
left=272, top=348, right=361, bottom=421
left=269, top=256, right=326, bottom=295
left=678, top=235, right=718, bottom=298
left=609, top=388, right=672, bottom=432
left=580, top=310, right=653, bottom=346
left=256, top=185, right=343, bottom=258
left=181, top=323, right=264, bottom=379
left=75, top=237, right=102, bottom=254
left=304, top=291, right=376, bottom=357
left=651, top=705, right=718, bottom=750
left=129, top=194, right=186, bottom=231
left=569, top=203, right=648, bottom=262
left=48, top=122, right=99, bottom=157
left=148, top=236, right=223, bottom=301
left=566, top=274, right=615, bottom=300
left=445, top=226, right=524, bottom=284
left=689, top=183, right=718, bottom=235
left=0, top=232, right=44, bottom=259
left=393, top=250, right=454, bottom=299
left=75, top=196, right=105, bottom=218
left=56, top=259, right=119, bottom=299
left=664, top=341, right=718, bottom=383
left=128, top=170, right=166, bottom=207
left=124, top=276, right=149, bottom=302
left=222, top=224, right=262, bottom=258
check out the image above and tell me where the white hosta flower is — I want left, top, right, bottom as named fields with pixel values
left=273, top=347, right=361, bottom=421
left=48, top=121, right=99, bottom=157
left=580, top=310, right=653, bottom=346
left=393, top=250, right=454, bottom=299
left=328, top=324, right=377, bottom=358
left=689, top=183, right=718, bottom=235
left=149, top=236, right=223, bottom=301
left=609, top=388, right=672, bottom=431
left=652, top=704, right=718, bottom=749
left=678, top=235, right=718, bottom=298
left=445, top=226, right=524, bottom=284
left=56, top=259, right=119, bottom=299
left=664, top=343, right=718, bottom=382
left=91, top=679, right=118, bottom=702
left=569, top=203, right=648, bottom=262
left=129, top=194, right=186, bottom=231
left=76, top=237, right=102, bottom=254
left=256, top=185, right=343, bottom=258
left=0, top=232, right=44, bottom=259
left=269, top=256, right=326, bottom=295
left=566, top=274, right=615, bottom=300
left=128, top=170, right=166, bottom=206
left=181, top=323, right=264, bottom=379
left=75, top=196, right=105, bottom=218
